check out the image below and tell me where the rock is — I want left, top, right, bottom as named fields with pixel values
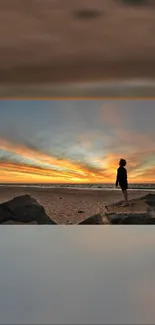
left=78, top=214, right=105, bottom=225
left=142, top=193, right=155, bottom=207
left=105, top=194, right=155, bottom=224
left=107, top=212, right=153, bottom=225
left=0, top=195, right=57, bottom=225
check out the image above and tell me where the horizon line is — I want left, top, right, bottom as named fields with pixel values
left=0, top=182, right=155, bottom=185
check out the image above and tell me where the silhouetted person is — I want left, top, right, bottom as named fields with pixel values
left=116, top=158, right=128, bottom=206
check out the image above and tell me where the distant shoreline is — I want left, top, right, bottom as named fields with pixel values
left=0, top=184, right=155, bottom=191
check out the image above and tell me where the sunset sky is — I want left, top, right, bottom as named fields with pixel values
left=0, top=99, right=154, bottom=183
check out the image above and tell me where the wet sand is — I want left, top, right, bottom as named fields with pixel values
left=0, top=187, right=153, bottom=224
left=1, top=0, right=155, bottom=84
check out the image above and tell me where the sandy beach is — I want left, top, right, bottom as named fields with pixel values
left=0, top=187, right=153, bottom=224
left=1, top=0, right=155, bottom=84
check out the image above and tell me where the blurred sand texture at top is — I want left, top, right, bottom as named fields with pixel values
left=1, top=0, right=155, bottom=83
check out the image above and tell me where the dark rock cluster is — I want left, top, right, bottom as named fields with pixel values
left=1, top=194, right=155, bottom=225
left=0, top=195, right=57, bottom=224
left=104, top=194, right=155, bottom=225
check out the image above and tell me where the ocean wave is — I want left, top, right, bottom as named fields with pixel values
left=0, top=183, right=155, bottom=191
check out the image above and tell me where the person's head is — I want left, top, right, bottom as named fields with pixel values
left=119, top=158, right=126, bottom=167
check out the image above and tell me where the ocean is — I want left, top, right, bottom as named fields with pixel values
left=0, top=183, right=155, bottom=191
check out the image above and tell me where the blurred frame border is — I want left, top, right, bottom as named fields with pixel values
left=1, top=80, right=155, bottom=99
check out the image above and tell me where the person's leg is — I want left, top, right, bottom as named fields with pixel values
left=120, top=184, right=128, bottom=206
left=123, top=190, right=128, bottom=204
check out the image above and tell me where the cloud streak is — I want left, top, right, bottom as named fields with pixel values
left=0, top=99, right=154, bottom=183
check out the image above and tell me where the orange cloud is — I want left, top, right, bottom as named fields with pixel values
left=0, top=162, right=109, bottom=183
left=0, top=138, right=109, bottom=183
left=0, top=133, right=155, bottom=183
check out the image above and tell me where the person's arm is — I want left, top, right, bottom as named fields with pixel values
left=115, top=169, right=119, bottom=187
left=125, top=169, right=128, bottom=183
